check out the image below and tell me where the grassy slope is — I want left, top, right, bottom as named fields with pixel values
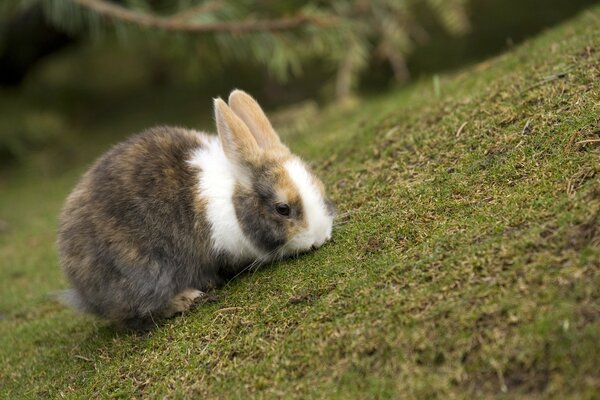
left=1, top=7, right=599, bottom=399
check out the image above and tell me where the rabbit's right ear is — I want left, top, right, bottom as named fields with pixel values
left=214, top=98, right=261, bottom=168
left=228, top=90, right=285, bottom=151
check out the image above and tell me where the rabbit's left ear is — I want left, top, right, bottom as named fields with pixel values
left=228, top=90, right=285, bottom=151
left=214, top=98, right=261, bottom=168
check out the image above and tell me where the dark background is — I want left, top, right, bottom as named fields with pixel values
left=0, top=0, right=597, bottom=173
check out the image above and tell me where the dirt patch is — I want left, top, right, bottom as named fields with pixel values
left=364, top=236, right=384, bottom=254
left=566, top=210, right=599, bottom=251
left=464, top=357, right=552, bottom=395
left=503, top=359, right=552, bottom=394
left=288, top=293, right=318, bottom=305
left=287, top=283, right=337, bottom=306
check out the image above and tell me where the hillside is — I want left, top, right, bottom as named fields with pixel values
left=0, top=6, right=599, bottom=399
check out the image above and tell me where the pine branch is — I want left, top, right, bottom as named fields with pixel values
left=169, top=0, right=222, bottom=23
left=67, top=0, right=337, bottom=33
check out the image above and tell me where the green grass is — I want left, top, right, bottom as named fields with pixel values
left=1, top=7, right=599, bottom=399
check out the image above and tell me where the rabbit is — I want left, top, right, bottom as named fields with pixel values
left=57, top=89, right=335, bottom=329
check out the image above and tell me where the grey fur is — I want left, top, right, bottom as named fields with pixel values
left=232, top=162, right=301, bottom=253
left=57, top=289, right=92, bottom=313
left=58, top=127, right=226, bottom=328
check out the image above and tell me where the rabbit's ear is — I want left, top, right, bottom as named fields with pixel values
left=228, top=89, right=284, bottom=150
left=214, top=98, right=261, bottom=166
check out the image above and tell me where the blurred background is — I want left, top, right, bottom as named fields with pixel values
left=0, top=0, right=597, bottom=178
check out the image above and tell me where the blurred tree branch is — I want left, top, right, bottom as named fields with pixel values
left=2, top=0, right=474, bottom=100
left=68, top=0, right=337, bottom=33
left=169, top=0, right=223, bottom=22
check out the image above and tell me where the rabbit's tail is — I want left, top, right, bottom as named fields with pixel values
left=55, top=289, right=91, bottom=313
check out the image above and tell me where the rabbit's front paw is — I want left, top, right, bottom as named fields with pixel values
left=162, top=288, right=204, bottom=317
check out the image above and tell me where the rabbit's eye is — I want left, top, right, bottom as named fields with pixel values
left=275, top=203, right=291, bottom=217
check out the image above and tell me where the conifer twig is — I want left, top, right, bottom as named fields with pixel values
left=169, top=0, right=223, bottom=22
left=69, top=0, right=336, bottom=33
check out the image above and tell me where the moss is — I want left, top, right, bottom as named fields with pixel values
left=1, top=6, right=599, bottom=399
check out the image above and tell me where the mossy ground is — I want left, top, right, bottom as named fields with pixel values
left=1, top=6, right=599, bottom=399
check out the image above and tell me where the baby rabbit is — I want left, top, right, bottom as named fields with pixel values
left=58, top=90, right=334, bottom=329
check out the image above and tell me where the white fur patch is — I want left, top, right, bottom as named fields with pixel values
left=284, top=158, right=333, bottom=252
left=188, top=135, right=264, bottom=263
